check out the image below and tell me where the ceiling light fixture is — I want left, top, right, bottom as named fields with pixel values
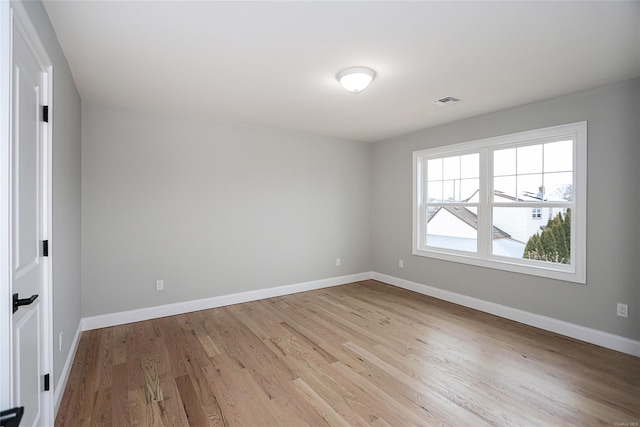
left=337, top=67, right=376, bottom=93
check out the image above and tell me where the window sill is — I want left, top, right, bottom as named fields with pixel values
left=412, top=247, right=586, bottom=284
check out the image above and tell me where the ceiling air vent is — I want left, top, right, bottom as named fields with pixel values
left=432, top=96, right=461, bottom=106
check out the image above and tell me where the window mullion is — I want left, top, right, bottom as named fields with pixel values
left=477, top=148, right=490, bottom=258
left=421, top=157, right=428, bottom=249
left=417, top=156, right=426, bottom=250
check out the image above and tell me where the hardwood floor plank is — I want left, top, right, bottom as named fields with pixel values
left=218, top=307, right=332, bottom=425
left=263, top=298, right=369, bottom=373
left=286, top=353, right=402, bottom=426
left=236, top=367, right=312, bottom=427
left=155, top=375, right=190, bottom=426
left=168, top=332, right=227, bottom=426
left=370, top=416, right=392, bottom=427
left=110, top=363, right=130, bottom=426
left=331, top=361, right=435, bottom=427
left=293, top=377, right=351, bottom=427
left=95, top=329, right=114, bottom=391
left=56, top=280, right=640, bottom=427
left=157, top=317, right=189, bottom=378
left=211, top=307, right=300, bottom=400
left=71, top=331, right=102, bottom=424
left=89, top=389, right=111, bottom=427
left=202, top=355, right=274, bottom=427
left=112, top=324, right=129, bottom=365
left=343, top=340, right=488, bottom=425
left=140, top=352, right=163, bottom=403
left=279, top=321, right=339, bottom=364
left=128, top=389, right=156, bottom=427
left=174, top=375, right=210, bottom=427
left=199, top=334, right=222, bottom=358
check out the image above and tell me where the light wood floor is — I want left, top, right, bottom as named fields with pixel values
left=56, top=280, right=640, bottom=426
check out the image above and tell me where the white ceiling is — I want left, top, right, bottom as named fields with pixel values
left=43, top=1, right=640, bottom=143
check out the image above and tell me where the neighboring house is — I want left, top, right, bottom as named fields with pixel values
left=426, top=205, right=525, bottom=258
left=491, top=191, right=568, bottom=244
left=427, top=189, right=568, bottom=258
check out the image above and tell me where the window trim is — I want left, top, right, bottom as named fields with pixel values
left=413, top=122, right=587, bottom=284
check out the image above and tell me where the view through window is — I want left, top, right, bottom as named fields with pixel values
left=413, top=122, right=586, bottom=283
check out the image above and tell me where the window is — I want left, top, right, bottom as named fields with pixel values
left=413, top=122, right=586, bottom=283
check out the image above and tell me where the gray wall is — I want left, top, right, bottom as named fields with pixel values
left=371, top=79, right=640, bottom=340
left=21, top=1, right=82, bottom=393
left=81, top=103, right=371, bottom=316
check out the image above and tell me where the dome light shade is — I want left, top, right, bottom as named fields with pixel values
left=337, top=67, right=376, bottom=93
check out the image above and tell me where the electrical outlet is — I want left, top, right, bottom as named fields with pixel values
left=399, top=259, right=404, bottom=268
left=156, top=280, right=164, bottom=291
left=617, top=303, right=628, bottom=318
left=336, top=258, right=341, bottom=266
left=58, top=332, right=63, bottom=352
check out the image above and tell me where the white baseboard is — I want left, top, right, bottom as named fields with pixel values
left=371, top=272, right=640, bottom=357
left=78, top=270, right=639, bottom=357
left=82, top=272, right=373, bottom=331
left=54, top=321, right=82, bottom=416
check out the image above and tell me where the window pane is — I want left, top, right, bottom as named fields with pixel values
left=495, top=142, right=572, bottom=203
left=460, top=153, right=479, bottom=179
left=443, top=156, right=460, bottom=180
left=460, top=178, right=479, bottom=201
left=442, top=180, right=457, bottom=201
left=426, top=206, right=477, bottom=252
left=428, top=158, right=442, bottom=181
left=492, top=207, right=571, bottom=264
left=494, top=147, right=516, bottom=176
left=427, top=181, right=442, bottom=201
left=545, top=172, right=573, bottom=202
left=544, top=140, right=573, bottom=173
left=494, top=176, right=516, bottom=202
left=517, top=144, right=542, bottom=174
left=517, top=174, right=544, bottom=200
left=428, top=153, right=479, bottom=203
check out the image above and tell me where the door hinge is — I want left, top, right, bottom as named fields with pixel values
left=42, top=240, right=48, bottom=257
left=41, top=105, right=49, bottom=123
left=44, top=374, right=50, bottom=392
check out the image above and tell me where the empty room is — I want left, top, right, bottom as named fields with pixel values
left=1, top=1, right=639, bottom=426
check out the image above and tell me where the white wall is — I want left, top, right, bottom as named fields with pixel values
left=81, top=103, right=371, bottom=316
left=371, top=79, right=640, bottom=341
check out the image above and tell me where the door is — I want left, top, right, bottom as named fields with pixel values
left=10, top=8, right=50, bottom=426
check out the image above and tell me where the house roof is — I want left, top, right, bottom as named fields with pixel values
left=493, top=190, right=564, bottom=203
left=430, top=206, right=512, bottom=240
left=447, top=189, right=565, bottom=204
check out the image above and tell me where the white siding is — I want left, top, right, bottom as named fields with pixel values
left=428, top=209, right=476, bottom=238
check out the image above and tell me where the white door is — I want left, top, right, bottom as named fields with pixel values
left=10, top=8, right=50, bottom=426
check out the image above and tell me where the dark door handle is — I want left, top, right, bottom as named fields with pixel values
left=0, top=406, right=24, bottom=426
left=13, top=293, right=38, bottom=313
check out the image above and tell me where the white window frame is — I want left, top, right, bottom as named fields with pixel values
left=413, top=122, right=587, bottom=284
